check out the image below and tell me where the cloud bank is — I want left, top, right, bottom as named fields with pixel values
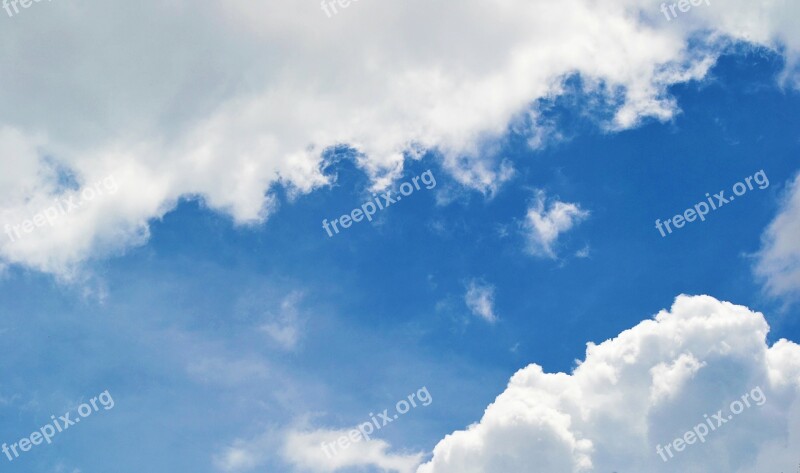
left=2, top=0, right=800, bottom=275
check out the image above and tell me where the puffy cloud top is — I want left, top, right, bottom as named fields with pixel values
left=417, top=295, right=800, bottom=473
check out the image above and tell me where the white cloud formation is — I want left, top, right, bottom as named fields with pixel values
left=283, top=428, right=423, bottom=473
left=465, top=279, right=498, bottom=323
left=214, top=296, right=800, bottom=473
left=214, top=446, right=261, bottom=472
left=415, top=295, right=800, bottom=473
left=648, top=353, right=706, bottom=404
left=215, top=425, right=422, bottom=473
left=2, top=0, right=800, bottom=276
left=523, top=191, right=589, bottom=258
left=756, top=172, right=800, bottom=300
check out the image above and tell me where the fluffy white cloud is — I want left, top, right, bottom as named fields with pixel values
left=416, top=295, right=800, bottom=473
left=523, top=191, right=589, bottom=258
left=465, top=279, right=498, bottom=323
left=756, top=173, right=800, bottom=299
left=2, top=0, right=800, bottom=276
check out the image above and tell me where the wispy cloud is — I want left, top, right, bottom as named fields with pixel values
left=260, top=291, right=305, bottom=351
left=465, top=279, right=498, bottom=323
left=283, top=428, right=423, bottom=473
left=522, top=191, right=589, bottom=259
left=756, top=172, right=800, bottom=300
left=213, top=431, right=275, bottom=472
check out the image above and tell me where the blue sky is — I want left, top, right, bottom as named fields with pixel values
left=2, top=1, right=800, bottom=472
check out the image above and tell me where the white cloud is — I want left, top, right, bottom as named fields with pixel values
left=215, top=425, right=423, bottom=473
left=756, top=173, right=800, bottom=300
left=648, top=353, right=705, bottom=404
left=213, top=431, right=275, bottom=472
left=465, top=279, right=498, bottom=323
left=212, top=295, right=800, bottom=473
left=416, top=295, right=800, bottom=473
left=283, top=428, right=423, bottom=473
left=214, top=446, right=261, bottom=472
left=2, top=0, right=800, bottom=275
left=523, top=191, right=589, bottom=258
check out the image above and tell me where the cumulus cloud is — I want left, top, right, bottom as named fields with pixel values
left=523, top=191, right=589, bottom=258
left=756, top=172, right=800, bottom=300
left=465, top=279, right=498, bottom=323
left=214, top=296, right=800, bottom=473
left=416, top=295, right=800, bottom=473
left=3, top=0, right=800, bottom=276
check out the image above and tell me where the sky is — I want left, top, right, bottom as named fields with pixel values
left=1, top=0, right=800, bottom=472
